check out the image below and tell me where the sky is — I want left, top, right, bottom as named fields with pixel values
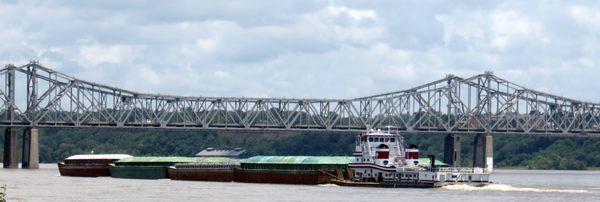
left=0, top=0, right=599, bottom=101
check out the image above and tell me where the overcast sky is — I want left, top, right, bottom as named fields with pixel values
left=0, top=1, right=599, bottom=101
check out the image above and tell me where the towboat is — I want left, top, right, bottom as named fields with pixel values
left=58, top=154, right=133, bottom=177
left=333, top=129, right=491, bottom=188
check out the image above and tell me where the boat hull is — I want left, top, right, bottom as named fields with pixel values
left=234, top=169, right=332, bottom=185
left=109, top=165, right=168, bottom=179
left=168, top=168, right=235, bottom=182
left=332, top=179, right=490, bottom=188
left=58, top=163, right=110, bottom=177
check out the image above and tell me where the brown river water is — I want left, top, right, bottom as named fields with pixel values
left=0, top=164, right=599, bottom=201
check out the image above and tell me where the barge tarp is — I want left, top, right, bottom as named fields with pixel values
left=241, top=156, right=355, bottom=169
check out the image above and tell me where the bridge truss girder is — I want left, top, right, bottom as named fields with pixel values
left=0, top=62, right=599, bottom=138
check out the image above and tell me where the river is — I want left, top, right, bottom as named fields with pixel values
left=0, top=164, right=598, bottom=201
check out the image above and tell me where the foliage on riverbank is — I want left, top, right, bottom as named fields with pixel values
left=0, top=128, right=598, bottom=170
left=0, top=184, right=6, bottom=202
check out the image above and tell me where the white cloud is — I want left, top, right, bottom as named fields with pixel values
left=489, top=10, right=549, bottom=49
left=569, top=6, right=600, bottom=28
left=326, top=6, right=377, bottom=21
left=0, top=1, right=598, bottom=102
left=78, top=44, right=140, bottom=66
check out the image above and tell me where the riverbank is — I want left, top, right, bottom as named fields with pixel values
left=2, top=128, right=599, bottom=170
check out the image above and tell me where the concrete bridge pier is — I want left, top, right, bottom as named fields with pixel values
left=473, top=133, right=493, bottom=172
left=443, top=134, right=461, bottom=167
left=21, top=128, right=39, bottom=169
left=3, top=128, right=19, bottom=168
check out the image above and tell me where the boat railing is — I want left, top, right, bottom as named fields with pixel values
left=431, top=167, right=475, bottom=173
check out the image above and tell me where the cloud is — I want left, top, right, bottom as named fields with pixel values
left=0, top=0, right=598, bottom=102
left=78, top=43, right=141, bottom=66
left=489, top=10, right=549, bottom=50
left=569, top=6, right=600, bottom=28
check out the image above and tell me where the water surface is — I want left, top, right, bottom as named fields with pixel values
left=0, top=164, right=598, bottom=201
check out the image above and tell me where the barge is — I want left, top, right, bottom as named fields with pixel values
left=235, top=156, right=354, bottom=185
left=109, top=157, right=234, bottom=179
left=333, top=129, right=491, bottom=188
left=58, top=154, right=133, bottom=177
left=168, top=161, right=240, bottom=182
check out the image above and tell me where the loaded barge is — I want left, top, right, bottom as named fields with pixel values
left=167, top=148, right=245, bottom=182
left=110, top=157, right=235, bottom=179
left=168, top=161, right=240, bottom=182
left=58, top=154, right=132, bottom=177
left=235, top=156, right=353, bottom=184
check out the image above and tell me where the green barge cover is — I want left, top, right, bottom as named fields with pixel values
left=110, top=157, right=236, bottom=179
left=240, top=156, right=355, bottom=171
left=417, top=158, right=448, bottom=167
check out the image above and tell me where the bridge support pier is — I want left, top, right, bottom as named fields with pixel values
left=473, top=133, right=493, bottom=172
left=21, top=128, right=39, bottom=169
left=3, top=128, right=19, bottom=168
left=443, top=134, right=461, bottom=167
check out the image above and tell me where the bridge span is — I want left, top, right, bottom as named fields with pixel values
left=2, top=61, right=600, bottom=169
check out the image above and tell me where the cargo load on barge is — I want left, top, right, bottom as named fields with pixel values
left=58, top=154, right=133, bottom=177
left=332, top=129, right=491, bottom=188
left=195, top=147, right=247, bottom=158
left=235, top=156, right=354, bottom=185
left=109, top=157, right=234, bottom=179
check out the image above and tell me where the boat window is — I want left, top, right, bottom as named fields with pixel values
left=390, top=138, right=395, bottom=142
left=384, top=138, right=389, bottom=142
left=369, top=137, right=373, bottom=142
left=376, top=144, right=389, bottom=149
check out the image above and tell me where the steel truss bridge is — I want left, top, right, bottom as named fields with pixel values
left=1, top=61, right=600, bottom=138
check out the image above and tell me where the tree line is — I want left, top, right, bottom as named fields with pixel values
left=0, top=128, right=598, bottom=170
